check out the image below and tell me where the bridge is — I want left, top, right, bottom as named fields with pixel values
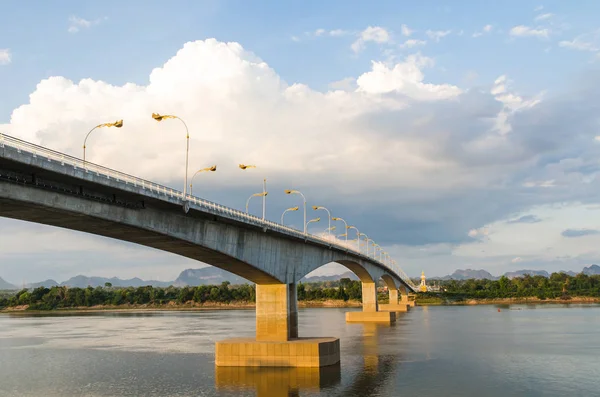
left=0, top=133, right=417, bottom=368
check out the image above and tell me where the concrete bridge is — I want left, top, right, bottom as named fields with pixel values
left=0, top=133, right=417, bottom=367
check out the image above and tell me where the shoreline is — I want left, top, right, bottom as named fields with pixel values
left=0, top=299, right=363, bottom=313
left=418, top=296, right=600, bottom=306
left=2, top=297, right=599, bottom=313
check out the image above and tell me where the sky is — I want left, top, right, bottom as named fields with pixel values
left=2, top=0, right=600, bottom=284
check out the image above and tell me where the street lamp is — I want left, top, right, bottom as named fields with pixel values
left=306, top=217, right=320, bottom=231
left=348, top=226, right=360, bottom=251
left=285, top=189, right=307, bottom=234
left=281, top=206, right=299, bottom=225
left=189, top=165, right=216, bottom=196
left=152, top=113, right=190, bottom=197
left=312, top=206, right=331, bottom=237
left=331, top=217, right=348, bottom=241
left=240, top=165, right=266, bottom=220
left=246, top=191, right=268, bottom=216
left=83, top=120, right=123, bottom=167
left=360, top=233, right=369, bottom=256
left=325, top=226, right=336, bottom=234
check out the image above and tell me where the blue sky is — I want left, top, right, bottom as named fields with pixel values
left=2, top=0, right=600, bottom=283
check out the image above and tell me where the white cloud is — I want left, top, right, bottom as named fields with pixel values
left=523, top=180, right=556, bottom=188
left=534, top=13, right=553, bottom=21
left=314, top=28, right=326, bottom=36
left=534, top=5, right=544, bottom=11
left=558, top=30, right=600, bottom=53
left=472, top=24, right=493, bottom=38
left=0, top=48, right=11, bottom=65
left=68, top=15, right=105, bottom=33
left=511, top=257, right=523, bottom=263
left=425, top=29, right=451, bottom=42
left=401, top=24, right=414, bottom=37
left=595, top=136, right=600, bottom=142
left=291, top=36, right=300, bottom=42
left=351, top=26, right=391, bottom=53
left=399, top=39, right=426, bottom=49
left=356, top=54, right=461, bottom=100
left=329, top=29, right=350, bottom=37
left=509, top=25, right=550, bottom=38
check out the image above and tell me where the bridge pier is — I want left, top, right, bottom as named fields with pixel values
left=345, top=282, right=396, bottom=323
left=378, top=288, right=409, bottom=313
left=216, top=282, right=340, bottom=368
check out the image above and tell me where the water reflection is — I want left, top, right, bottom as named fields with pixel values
left=215, top=365, right=341, bottom=396
left=214, top=322, right=400, bottom=397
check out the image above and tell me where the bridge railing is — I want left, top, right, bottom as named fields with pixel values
left=0, top=133, right=417, bottom=291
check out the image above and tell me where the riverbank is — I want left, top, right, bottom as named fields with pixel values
left=416, top=296, right=600, bottom=306
left=0, top=299, right=363, bottom=313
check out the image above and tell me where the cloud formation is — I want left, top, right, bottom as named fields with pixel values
left=68, top=16, right=105, bottom=33
left=510, top=25, right=550, bottom=38
left=0, top=48, right=11, bottom=65
left=3, top=38, right=600, bottom=280
left=425, top=30, right=452, bottom=42
left=507, top=215, right=542, bottom=224
left=351, top=26, right=391, bottom=53
left=562, top=229, right=600, bottom=238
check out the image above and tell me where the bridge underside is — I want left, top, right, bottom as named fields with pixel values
left=0, top=193, right=280, bottom=284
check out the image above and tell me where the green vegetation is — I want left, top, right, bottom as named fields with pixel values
left=423, top=273, right=600, bottom=302
left=0, top=279, right=364, bottom=311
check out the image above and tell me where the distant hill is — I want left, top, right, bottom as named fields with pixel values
left=432, top=269, right=496, bottom=280
left=582, top=265, right=600, bottom=275
left=503, top=270, right=550, bottom=279
left=26, top=279, right=59, bottom=289
left=59, top=275, right=172, bottom=288
left=174, top=267, right=248, bottom=286
left=0, top=277, right=17, bottom=290
left=301, top=271, right=359, bottom=283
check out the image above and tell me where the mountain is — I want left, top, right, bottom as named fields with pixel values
left=582, top=265, right=600, bottom=275
left=59, top=275, right=172, bottom=288
left=26, top=279, right=59, bottom=289
left=560, top=270, right=577, bottom=277
left=0, top=277, right=17, bottom=290
left=301, top=271, right=359, bottom=283
left=503, top=270, right=550, bottom=279
left=435, top=269, right=496, bottom=280
left=174, top=267, right=248, bottom=286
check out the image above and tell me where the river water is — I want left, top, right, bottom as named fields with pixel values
left=1, top=304, right=599, bottom=396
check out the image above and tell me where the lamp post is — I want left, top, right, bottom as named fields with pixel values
left=246, top=191, right=268, bottom=216
left=83, top=120, right=123, bottom=167
left=189, top=165, right=216, bottom=196
left=331, top=217, right=348, bottom=241
left=359, top=233, right=369, bottom=256
left=325, top=226, right=336, bottom=234
left=312, top=206, right=331, bottom=237
left=281, top=206, right=299, bottom=225
left=152, top=113, right=189, bottom=197
left=285, top=189, right=307, bottom=234
left=239, top=165, right=266, bottom=220
left=348, top=226, right=360, bottom=251
left=306, top=217, right=320, bottom=232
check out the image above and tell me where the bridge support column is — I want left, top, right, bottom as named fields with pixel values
left=216, top=282, right=340, bottom=368
left=346, top=282, right=395, bottom=323
left=378, top=288, right=409, bottom=312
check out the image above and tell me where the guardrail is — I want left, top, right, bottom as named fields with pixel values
left=0, top=133, right=417, bottom=291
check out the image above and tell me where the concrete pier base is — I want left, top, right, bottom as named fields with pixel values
left=215, top=363, right=341, bottom=396
left=215, top=337, right=340, bottom=367
left=378, top=303, right=410, bottom=312
left=345, top=311, right=396, bottom=323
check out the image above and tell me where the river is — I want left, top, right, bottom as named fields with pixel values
left=1, top=304, right=599, bottom=396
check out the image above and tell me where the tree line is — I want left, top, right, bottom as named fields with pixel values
left=0, top=278, right=365, bottom=310
left=431, top=273, right=600, bottom=300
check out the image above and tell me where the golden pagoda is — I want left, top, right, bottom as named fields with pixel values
left=419, top=271, right=428, bottom=292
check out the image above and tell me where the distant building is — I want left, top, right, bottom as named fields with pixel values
left=419, top=271, right=428, bottom=292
